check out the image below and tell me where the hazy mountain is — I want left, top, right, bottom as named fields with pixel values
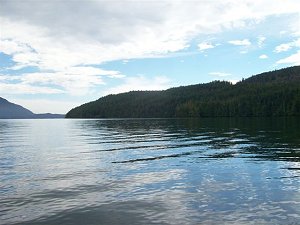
left=66, top=66, right=300, bottom=118
left=0, top=98, right=64, bottom=119
left=34, top=113, right=65, bottom=119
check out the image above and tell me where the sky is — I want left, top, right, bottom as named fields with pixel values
left=0, top=0, right=300, bottom=114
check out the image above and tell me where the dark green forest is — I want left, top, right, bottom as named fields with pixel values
left=66, top=66, right=300, bottom=118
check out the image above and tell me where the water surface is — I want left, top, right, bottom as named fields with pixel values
left=0, top=118, right=300, bottom=224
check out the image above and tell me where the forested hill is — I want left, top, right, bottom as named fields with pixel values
left=66, top=66, right=300, bottom=118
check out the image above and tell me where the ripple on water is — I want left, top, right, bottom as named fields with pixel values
left=0, top=118, right=300, bottom=225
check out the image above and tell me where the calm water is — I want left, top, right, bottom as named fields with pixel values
left=0, top=118, right=300, bottom=225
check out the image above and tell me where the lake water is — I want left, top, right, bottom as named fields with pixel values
left=0, top=118, right=299, bottom=225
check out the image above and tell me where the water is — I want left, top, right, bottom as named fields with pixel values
left=0, top=118, right=299, bottom=225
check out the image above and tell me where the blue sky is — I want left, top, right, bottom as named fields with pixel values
left=0, top=0, right=299, bottom=114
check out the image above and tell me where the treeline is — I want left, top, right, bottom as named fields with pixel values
left=66, top=66, right=300, bottom=118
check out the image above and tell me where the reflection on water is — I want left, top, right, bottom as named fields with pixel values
left=0, top=118, right=300, bottom=225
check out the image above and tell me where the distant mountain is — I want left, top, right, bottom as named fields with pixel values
left=0, top=97, right=35, bottom=119
left=33, top=113, right=65, bottom=119
left=66, top=66, right=300, bottom=118
left=0, top=98, right=64, bottom=119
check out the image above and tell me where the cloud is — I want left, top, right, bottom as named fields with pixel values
left=209, top=72, right=231, bottom=77
left=274, top=43, right=293, bottom=53
left=122, top=60, right=129, bottom=64
left=1, top=0, right=300, bottom=96
left=2, top=0, right=300, bottom=69
left=259, top=54, right=268, bottom=59
left=0, top=82, right=64, bottom=95
left=198, top=42, right=215, bottom=51
left=0, top=39, right=31, bottom=55
left=276, top=51, right=300, bottom=65
left=257, top=36, right=266, bottom=48
left=0, top=67, right=124, bottom=95
left=104, top=75, right=171, bottom=95
left=240, top=50, right=249, bottom=54
left=228, top=39, right=251, bottom=46
left=274, top=39, right=300, bottom=53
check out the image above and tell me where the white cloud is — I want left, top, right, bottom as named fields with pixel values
left=257, top=36, right=266, bottom=48
left=1, top=0, right=300, bottom=96
left=274, top=43, right=292, bottom=53
left=259, top=54, right=268, bottom=59
left=280, top=30, right=287, bottom=35
left=122, top=60, right=129, bottom=64
left=228, top=39, right=251, bottom=46
left=0, top=82, right=64, bottom=95
left=274, top=38, right=300, bottom=53
left=209, top=72, right=231, bottom=77
left=198, top=42, right=215, bottom=51
left=0, top=39, right=31, bottom=55
left=240, top=50, right=249, bottom=54
left=0, top=67, right=124, bottom=95
left=1, top=0, right=300, bottom=69
left=104, top=75, right=171, bottom=95
left=277, top=50, right=300, bottom=65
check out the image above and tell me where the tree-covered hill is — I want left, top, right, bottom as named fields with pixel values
left=66, top=66, right=300, bottom=118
